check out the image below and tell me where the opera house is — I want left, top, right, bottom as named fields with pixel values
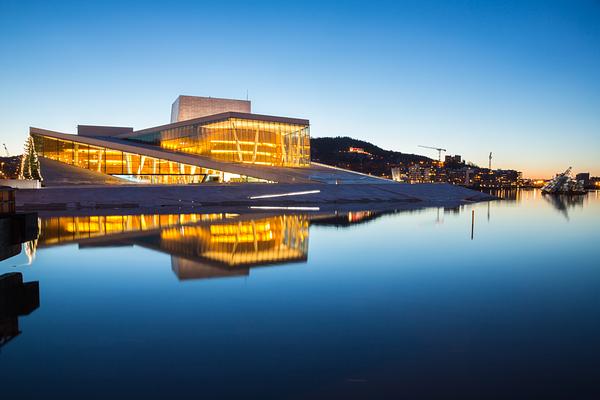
left=22, top=95, right=493, bottom=207
left=30, top=95, right=316, bottom=185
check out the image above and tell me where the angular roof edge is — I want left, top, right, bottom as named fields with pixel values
left=123, top=111, right=309, bottom=138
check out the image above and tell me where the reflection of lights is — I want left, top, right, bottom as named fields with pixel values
left=210, top=222, right=271, bottom=235
left=348, top=211, right=374, bottom=223
left=47, top=213, right=224, bottom=238
left=159, top=215, right=309, bottom=266
left=250, top=206, right=320, bottom=211
left=250, top=190, right=320, bottom=199
left=38, top=213, right=311, bottom=268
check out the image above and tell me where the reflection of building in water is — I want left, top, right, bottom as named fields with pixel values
left=311, top=211, right=383, bottom=227
left=0, top=273, right=40, bottom=349
left=171, top=257, right=250, bottom=280
left=37, top=213, right=309, bottom=281
left=38, top=213, right=226, bottom=246
left=159, top=215, right=308, bottom=268
left=443, top=206, right=461, bottom=215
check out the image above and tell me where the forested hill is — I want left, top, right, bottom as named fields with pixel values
left=310, top=136, right=431, bottom=176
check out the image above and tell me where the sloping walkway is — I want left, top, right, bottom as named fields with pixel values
left=39, top=158, right=127, bottom=186
left=16, top=181, right=493, bottom=211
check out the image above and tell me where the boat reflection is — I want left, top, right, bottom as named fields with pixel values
left=480, top=188, right=592, bottom=221
left=542, top=193, right=585, bottom=220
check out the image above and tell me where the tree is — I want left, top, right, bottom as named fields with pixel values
left=19, top=136, right=43, bottom=181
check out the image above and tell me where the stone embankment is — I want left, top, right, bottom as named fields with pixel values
left=15, top=183, right=493, bottom=212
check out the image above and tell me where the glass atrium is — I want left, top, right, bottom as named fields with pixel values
left=131, top=116, right=310, bottom=168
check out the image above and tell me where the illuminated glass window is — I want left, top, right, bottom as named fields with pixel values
left=136, top=116, right=310, bottom=168
left=31, top=133, right=270, bottom=184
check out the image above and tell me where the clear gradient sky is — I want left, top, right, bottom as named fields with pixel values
left=1, top=0, right=599, bottom=178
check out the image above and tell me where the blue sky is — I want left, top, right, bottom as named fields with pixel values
left=1, top=0, right=598, bottom=177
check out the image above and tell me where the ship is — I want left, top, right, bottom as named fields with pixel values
left=541, top=167, right=586, bottom=195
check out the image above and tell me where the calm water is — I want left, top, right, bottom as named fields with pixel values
left=1, top=189, right=599, bottom=399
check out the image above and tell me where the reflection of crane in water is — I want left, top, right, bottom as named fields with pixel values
left=417, top=207, right=445, bottom=227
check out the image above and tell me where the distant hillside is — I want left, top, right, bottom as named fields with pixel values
left=310, top=137, right=431, bottom=177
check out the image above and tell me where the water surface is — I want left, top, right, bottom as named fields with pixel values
left=1, top=190, right=599, bottom=398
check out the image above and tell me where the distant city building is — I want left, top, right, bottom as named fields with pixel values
left=408, top=164, right=431, bottom=183
left=445, top=167, right=473, bottom=186
left=469, top=169, right=522, bottom=188
left=392, top=162, right=523, bottom=188
left=576, top=172, right=590, bottom=186
left=444, top=154, right=462, bottom=164
left=347, top=147, right=371, bottom=155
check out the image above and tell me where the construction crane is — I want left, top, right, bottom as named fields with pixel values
left=488, top=152, right=492, bottom=170
left=418, top=145, right=446, bottom=162
left=2, top=143, right=9, bottom=157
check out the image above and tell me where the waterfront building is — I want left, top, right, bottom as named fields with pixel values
left=444, top=154, right=462, bottom=164
left=407, top=164, right=432, bottom=183
left=445, top=167, right=473, bottom=186
left=469, top=169, right=522, bottom=188
left=575, top=172, right=590, bottom=187
left=30, top=96, right=311, bottom=185
left=347, top=147, right=372, bottom=156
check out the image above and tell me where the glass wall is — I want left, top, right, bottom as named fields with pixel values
left=138, top=117, right=310, bottom=167
left=31, top=133, right=268, bottom=184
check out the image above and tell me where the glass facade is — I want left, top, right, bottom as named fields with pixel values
left=31, top=133, right=268, bottom=184
left=133, top=117, right=310, bottom=167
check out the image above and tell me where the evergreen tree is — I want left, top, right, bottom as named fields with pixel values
left=19, top=136, right=43, bottom=181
